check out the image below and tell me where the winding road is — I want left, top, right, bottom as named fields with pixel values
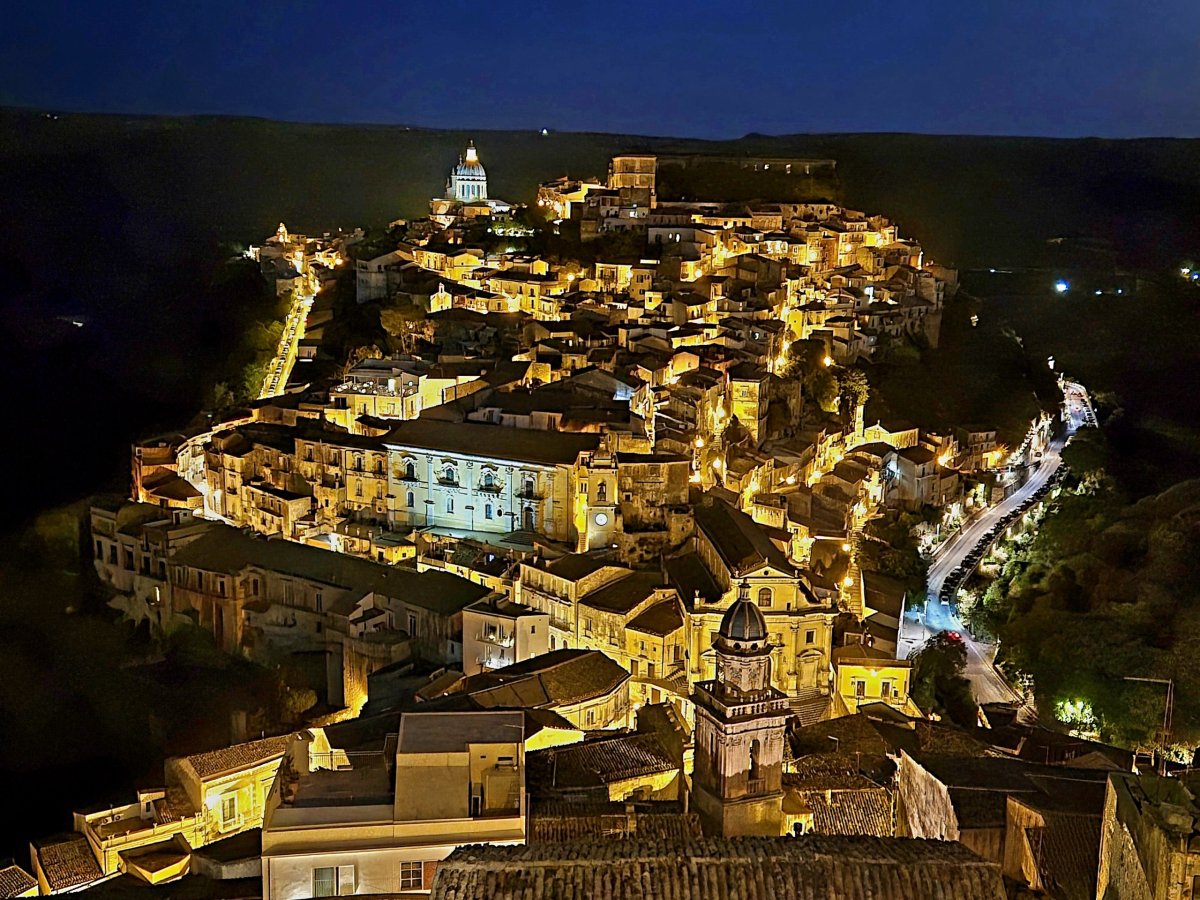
left=897, top=381, right=1093, bottom=711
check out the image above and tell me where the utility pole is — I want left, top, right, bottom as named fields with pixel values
left=1123, top=676, right=1174, bottom=775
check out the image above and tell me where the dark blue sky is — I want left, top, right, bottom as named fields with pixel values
left=4, top=0, right=1198, bottom=138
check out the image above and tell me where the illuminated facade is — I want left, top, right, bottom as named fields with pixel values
left=691, top=586, right=790, bottom=836
left=262, top=712, right=525, bottom=900
left=385, top=420, right=600, bottom=542
left=446, top=140, right=487, bottom=202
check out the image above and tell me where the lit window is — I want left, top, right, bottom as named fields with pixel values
left=757, top=587, right=773, bottom=608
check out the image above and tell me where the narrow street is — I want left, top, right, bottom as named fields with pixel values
left=259, top=284, right=315, bottom=400
left=898, top=381, right=1093, bottom=712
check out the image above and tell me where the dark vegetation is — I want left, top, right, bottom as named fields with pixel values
left=858, top=509, right=935, bottom=598
left=977, top=277, right=1200, bottom=497
left=0, top=511, right=288, bottom=861
left=968, top=473, right=1200, bottom=747
left=864, top=293, right=1062, bottom=449
left=910, top=632, right=978, bottom=727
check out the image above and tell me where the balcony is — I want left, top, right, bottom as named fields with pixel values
left=478, top=630, right=514, bottom=648
left=746, top=777, right=768, bottom=796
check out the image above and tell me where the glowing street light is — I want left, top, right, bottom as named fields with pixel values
left=823, top=355, right=834, bottom=367
left=1054, top=279, right=1069, bottom=294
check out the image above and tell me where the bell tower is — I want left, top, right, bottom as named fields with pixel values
left=691, top=580, right=789, bottom=836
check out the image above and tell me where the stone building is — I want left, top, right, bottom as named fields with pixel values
left=261, top=711, right=525, bottom=900
left=1096, top=772, right=1200, bottom=900
left=385, top=420, right=600, bottom=541
left=691, top=585, right=790, bottom=836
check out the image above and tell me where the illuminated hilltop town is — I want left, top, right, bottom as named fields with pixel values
left=11, top=142, right=1193, bottom=900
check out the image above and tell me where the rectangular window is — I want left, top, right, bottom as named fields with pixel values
left=881, top=681, right=893, bottom=699
left=399, top=862, right=423, bottom=890
left=854, top=680, right=866, bottom=698
left=805, top=629, right=815, bottom=644
left=312, top=868, right=336, bottom=898
left=220, top=794, right=237, bottom=824
left=337, top=865, right=355, bottom=895
left=630, top=659, right=639, bottom=677
left=408, top=613, right=417, bottom=636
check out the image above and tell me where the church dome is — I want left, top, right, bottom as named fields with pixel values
left=453, top=141, right=486, bottom=179
left=719, top=582, right=767, bottom=643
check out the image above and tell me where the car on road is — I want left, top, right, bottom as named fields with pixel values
left=943, top=630, right=963, bottom=642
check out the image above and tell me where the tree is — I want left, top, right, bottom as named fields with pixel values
left=281, top=686, right=317, bottom=722
left=838, top=367, right=870, bottom=413
left=808, top=369, right=839, bottom=413
left=206, top=381, right=235, bottom=411
left=911, top=633, right=977, bottom=726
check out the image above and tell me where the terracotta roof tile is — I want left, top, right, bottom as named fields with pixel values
left=528, top=732, right=679, bottom=793
left=34, top=835, right=102, bottom=893
left=431, top=836, right=1007, bottom=899
left=0, top=865, right=36, bottom=898
left=183, top=735, right=289, bottom=780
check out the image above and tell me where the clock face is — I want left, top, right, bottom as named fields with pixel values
left=594, top=512, right=609, bottom=527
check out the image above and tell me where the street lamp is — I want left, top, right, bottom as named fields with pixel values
left=1123, top=676, right=1174, bottom=775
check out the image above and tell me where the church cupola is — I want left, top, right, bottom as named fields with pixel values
left=446, top=139, right=488, bottom=202
left=690, top=580, right=790, bottom=837
left=713, top=580, right=774, bottom=695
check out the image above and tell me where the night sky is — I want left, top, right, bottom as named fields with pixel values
left=3, top=1, right=1199, bottom=137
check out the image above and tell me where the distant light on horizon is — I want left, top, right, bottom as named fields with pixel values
left=1054, top=279, right=1070, bottom=294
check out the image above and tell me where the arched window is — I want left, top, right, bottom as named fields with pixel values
left=485, top=503, right=493, bottom=519
left=757, top=587, right=773, bottom=608
left=749, top=739, right=761, bottom=782
left=597, top=481, right=607, bottom=502
left=483, top=472, right=494, bottom=488
left=446, top=497, right=454, bottom=514
left=404, top=460, right=416, bottom=480
left=444, top=465, right=457, bottom=484
left=406, top=491, right=414, bottom=509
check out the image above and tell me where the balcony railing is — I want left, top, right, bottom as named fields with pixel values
left=746, top=777, right=768, bottom=796
left=478, top=631, right=514, bottom=648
